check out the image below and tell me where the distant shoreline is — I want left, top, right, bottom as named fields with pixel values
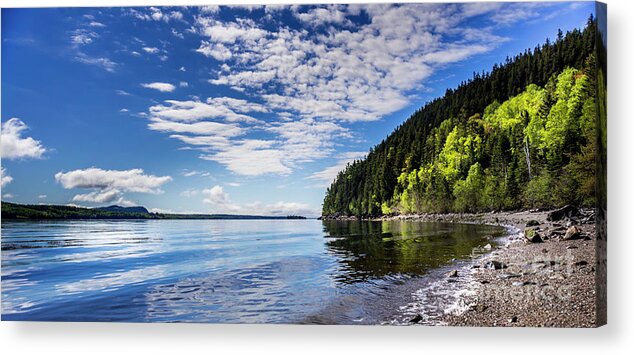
left=0, top=201, right=307, bottom=221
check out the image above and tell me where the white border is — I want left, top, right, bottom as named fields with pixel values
left=1, top=0, right=632, bottom=354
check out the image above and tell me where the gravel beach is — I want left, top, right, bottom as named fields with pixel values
left=374, top=208, right=607, bottom=327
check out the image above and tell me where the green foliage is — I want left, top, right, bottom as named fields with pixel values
left=453, top=163, right=485, bottom=212
left=322, top=18, right=601, bottom=217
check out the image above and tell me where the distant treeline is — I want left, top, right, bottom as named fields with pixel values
left=0, top=202, right=307, bottom=220
left=323, top=16, right=606, bottom=217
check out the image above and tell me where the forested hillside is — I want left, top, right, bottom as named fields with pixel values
left=323, top=16, right=603, bottom=217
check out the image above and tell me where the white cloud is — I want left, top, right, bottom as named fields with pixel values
left=201, top=140, right=291, bottom=176
left=200, top=5, right=219, bottom=14
left=172, top=28, right=185, bottom=39
left=1, top=167, right=13, bottom=188
left=70, top=29, right=98, bottom=46
left=181, top=170, right=211, bottom=177
left=142, top=46, right=160, bottom=54
left=202, top=185, right=240, bottom=212
left=148, top=117, right=244, bottom=137
left=55, top=168, right=172, bottom=205
left=89, top=21, right=106, bottom=28
left=72, top=189, right=121, bottom=204
left=148, top=98, right=265, bottom=123
left=116, top=90, right=132, bottom=96
left=225, top=182, right=240, bottom=187
left=201, top=184, right=317, bottom=216
left=196, top=41, right=232, bottom=61
left=179, top=81, right=188, bottom=88
left=74, top=52, right=116, bottom=72
left=1, top=118, right=47, bottom=160
left=293, top=5, right=350, bottom=27
left=131, top=7, right=185, bottom=23
left=55, top=168, right=172, bottom=193
left=2, top=193, right=14, bottom=199
left=38, top=194, right=47, bottom=199
left=141, top=82, right=176, bottom=92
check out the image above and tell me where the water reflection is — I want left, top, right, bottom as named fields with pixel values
left=322, top=220, right=505, bottom=283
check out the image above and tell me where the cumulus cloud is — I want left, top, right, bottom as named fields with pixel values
left=201, top=184, right=318, bottom=216
left=55, top=168, right=172, bottom=205
left=1, top=167, right=13, bottom=188
left=72, top=189, right=121, bottom=204
left=201, top=139, right=292, bottom=176
left=141, top=82, right=176, bottom=92
left=1, top=118, right=47, bottom=160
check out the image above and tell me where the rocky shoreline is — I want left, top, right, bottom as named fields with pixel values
left=324, top=207, right=606, bottom=327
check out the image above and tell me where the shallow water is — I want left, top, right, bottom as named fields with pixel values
left=1, top=219, right=505, bottom=323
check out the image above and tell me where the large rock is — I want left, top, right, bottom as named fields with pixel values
left=485, top=260, right=508, bottom=270
left=547, top=205, right=579, bottom=221
left=524, top=228, right=544, bottom=243
left=563, top=226, right=583, bottom=240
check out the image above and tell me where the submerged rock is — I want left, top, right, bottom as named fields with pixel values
left=409, top=314, right=423, bottom=324
left=447, top=270, right=459, bottom=278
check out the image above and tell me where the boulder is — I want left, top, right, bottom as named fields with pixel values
left=447, top=270, right=459, bottom=278
left=547, top=205, right=579, bottom=221
left=485, top=260, right=507, bottom=270
left=524, top=228, right=544, bottom=243
left=563, top=226, right=582, bottom=240
left=483, top=243, right=492, bottom=250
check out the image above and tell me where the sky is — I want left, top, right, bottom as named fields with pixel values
left=1, top=2, right=596, bottom=217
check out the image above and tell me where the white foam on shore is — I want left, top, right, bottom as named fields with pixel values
left=395, top=225, right=522, bottom=325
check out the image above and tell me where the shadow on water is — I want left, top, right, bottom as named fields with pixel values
left=321, top=220, right=506, bottom=283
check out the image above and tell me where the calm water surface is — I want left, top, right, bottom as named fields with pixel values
left=1, top=219, right=505, bottom=324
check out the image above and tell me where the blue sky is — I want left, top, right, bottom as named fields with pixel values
left=1, top=2, right=595, bottom=216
